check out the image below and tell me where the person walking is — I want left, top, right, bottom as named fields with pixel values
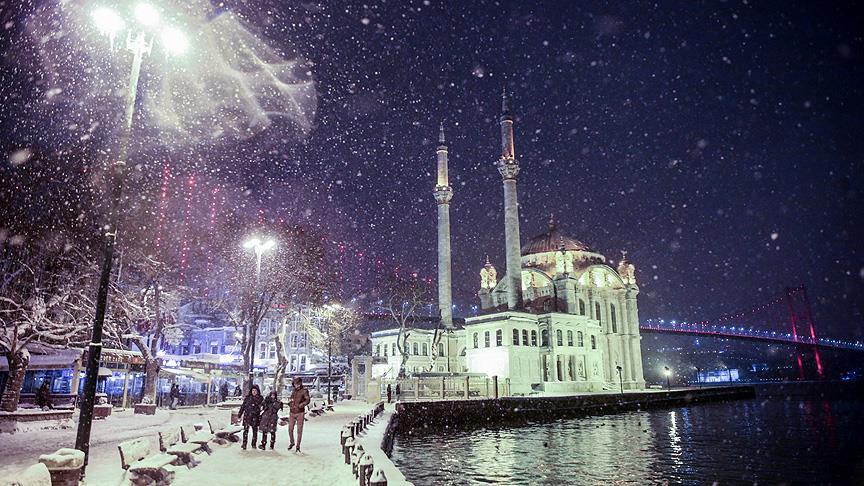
left=395, top=383, right=401, bottom=402
left=169, top=384, right=180, bottom=410
left=259, top=390, right=283, bottom=450
left=238, top=384, right=264, bottom=450
left=220, top=382, right=229, bottom=402
left=35, top=381, right=53, bottom=410
left=287, top=377, right=310, bottom=453
left=386, top=384, right=392, bottom=404
left=234, top=384, right=242, bottom=397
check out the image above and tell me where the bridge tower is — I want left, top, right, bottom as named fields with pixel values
left=785, top=286, right=824, bottom=379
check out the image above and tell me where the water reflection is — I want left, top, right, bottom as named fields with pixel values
left=391, top=399, right=864, bottom=485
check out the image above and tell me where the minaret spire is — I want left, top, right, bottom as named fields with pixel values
left=496, top=88, right=523, bottom=310
left=434, top=122, right=454, bottom=329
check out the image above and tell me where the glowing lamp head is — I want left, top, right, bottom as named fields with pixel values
left=663, top=367, right=671, bottom=376
left=243, top=238, right=262, bottom=250
left=134, top=3, right=161, bottom=27
left=261, top=239, right=276, bottom=251
left=161, top=26, right=188, bottom=55
left=92, top=7, right=125, bottom=37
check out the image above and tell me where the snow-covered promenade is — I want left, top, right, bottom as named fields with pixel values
left=0, top=400, right=409, bottom=486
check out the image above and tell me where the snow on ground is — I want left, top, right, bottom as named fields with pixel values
left=0, top=407, right=222, bottom=484
left=172, top=400, right=409, bottom=486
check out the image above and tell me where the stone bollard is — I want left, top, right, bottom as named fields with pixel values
left=359, top=453, right=374, bottom=486
left=351, top=444, right=365, bottom=477
left=38, top=448, right=84, bottom=486
left=343, top=437, right=355, bottom=465
left=369, top=469, right=388, bottom=486
left=342, top=428, right=352, bottom=446
left=492, top=375, right=499, bottom=399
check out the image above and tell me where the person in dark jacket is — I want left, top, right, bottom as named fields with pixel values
left=220, top=382, right=229, bottom=402
left=169, top=384, right=180, bottom=410
left=234, top=385, right=242, bottom=397
left=395, top=383, right=401, bottom=401
left=35, top=381, right=53, bottom=410
left=259, top=390, right=283, bottom=450
left=238, top=384, right=264, bottom=450
left=386, top=384, right=392, bottom=404
left=287, top=377, right=311, bottom=452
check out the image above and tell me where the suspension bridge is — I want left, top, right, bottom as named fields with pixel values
left=639, top=286, right=863, bottom=379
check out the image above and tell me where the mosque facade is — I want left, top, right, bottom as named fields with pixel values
left=370, top=91, right=646, bottom=394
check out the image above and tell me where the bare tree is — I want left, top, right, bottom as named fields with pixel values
left=0, top=243, right=95, bottom=411
left=299, top=304, right=360, bottom=401
left=380, top=272, right=432, bottom=378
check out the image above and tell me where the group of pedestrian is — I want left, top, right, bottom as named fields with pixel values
left=169, top=383, right=181, bottom=410
left=237, top=377, right=310, bottom=452
left=385, top=383, right=401, bottom=404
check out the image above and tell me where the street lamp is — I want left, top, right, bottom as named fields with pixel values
left=694, top=366, right=702, bottom=388
left=75, top=4, right=188, bottom=473
left=616, top=365, right=623, bottom=394
left=323, top=303, right=342, bottom=404
left=242, top=237, right=276, bottom=389
left=664, top=366, right=671, bottom=389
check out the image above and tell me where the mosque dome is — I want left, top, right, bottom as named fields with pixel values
left=520, top=217, right=591, bottom=256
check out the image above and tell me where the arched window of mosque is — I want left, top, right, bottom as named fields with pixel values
left=512, top=329, right=519, bottom=345
left=591, top=335, right=597, bottom=349
left=611, top=304, right=617, bottom=333
left=495, top=329, right=503, bottom=346
left=556, top=329, right=563, bottom=346
left=595, top=302, right=602, bottom=322
left=522, top=329, right=529, bottom=346
left=384, top=345, right=389, bottom=357
left=579, top=300, right=586, bottom=315
left=375, top=344, right=380, bottom=356
left=473, top=333, right=479, bottom=349
left=422, top=343, right=429, bottom=356
left=567, top=330, right=574, bottom=346
left=391, top=343, right=396, bottom=356
left=531, top=330, right=538, bottom=346
left=484, top=331, right=491, bottom=348
left=577, top=331, right=584, bottom=347
left=543, top=299, right=552, bottom=312
left=438, top=343, right=444, bottom=356
left=541, top=330, right=549, bottom=346
left=412, top=342, right=418, bottom=355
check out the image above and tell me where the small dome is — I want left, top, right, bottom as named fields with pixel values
left=521, top=217, right=591, bottom=256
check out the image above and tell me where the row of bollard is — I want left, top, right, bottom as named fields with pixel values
left=340, top=401, right=387, bottom=486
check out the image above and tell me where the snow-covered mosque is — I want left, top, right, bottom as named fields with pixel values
left=370, top=91, right=646, bottom=394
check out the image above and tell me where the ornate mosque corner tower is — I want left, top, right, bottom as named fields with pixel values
left=497, top=88, right=524, bottom=310
left=433, top=122, right=454, bottom=329
left=478, top=256, right=497, bottom=309
left=617, top=252, right=646, bottom=388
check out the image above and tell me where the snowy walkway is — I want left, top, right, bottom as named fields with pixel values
left=0, top=407, right=223, bottom=484
left=172, top=400, right=409, bottom=486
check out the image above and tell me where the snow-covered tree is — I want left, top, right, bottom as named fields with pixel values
left=298, top=304, right=361, bottom=400
left=380, top=272, right=432, bottom=378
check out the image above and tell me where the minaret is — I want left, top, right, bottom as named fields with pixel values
left=433, top=122, right=454, bottom=328
left=497, top=88, right=523, bottom=310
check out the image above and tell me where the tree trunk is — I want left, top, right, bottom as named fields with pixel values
left=0, top=350, right=30, bottom=412
left=143, top=357, right=160, bottom=404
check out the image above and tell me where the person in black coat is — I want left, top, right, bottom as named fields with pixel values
left=237, top=384, right=264, bottom=450
left=36, top=382, right=53, bottom=410
left=220, top=382, right=229, bottom=402
left=259, top=390, right=283, bottom=450
left=386, top=384, right=392, bottom=404
left=169, top=384, right=180, bottom=410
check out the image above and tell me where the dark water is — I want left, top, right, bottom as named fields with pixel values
left=391, top=398, right=864, bottom=485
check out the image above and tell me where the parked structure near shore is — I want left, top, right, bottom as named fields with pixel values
left=370, top=91, right=646, bottom=394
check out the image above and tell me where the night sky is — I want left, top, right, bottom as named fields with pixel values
left=1, top=1, right=862, bottom=341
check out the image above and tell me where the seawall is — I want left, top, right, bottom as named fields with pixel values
left=389, top=386, right=755, bottom=434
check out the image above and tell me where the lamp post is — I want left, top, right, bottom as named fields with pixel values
left=616, top=365, right=623, bottom=394
left=242, top=238, right=276, bottom=389
left=323, top=303, right=341, bottom=404
left=75, top=5, right=187, bottom=473
left=694, top=366, right=702, bottom=387
left=664, top=366, right=671, bottom=389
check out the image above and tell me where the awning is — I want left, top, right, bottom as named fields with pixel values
left=98, top=367, right=114, bottom=377
left=0, top=348, right=82, bottom=371
left=159, top=367, right=211, bottom=382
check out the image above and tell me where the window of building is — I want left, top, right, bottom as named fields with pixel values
left=473, top=332, right=479, bottom=349
left=495, top=329, right=503, bottom=346
left=522, top=329, right=529, bottom=346
left=595, top=302, right=601, bottom=323
left=438, top=343, right=444, bottom=356
left=383, top=344, right=388, bottom=357
left=579, top=299, right=586, bottom=315
left=210, top=341, right=218, bottom=354
left=291, top=333, right=299, bottom=348
left=556, top=329, right=563, bottom=346
left=591, top=335, right=597, bottom=349
left=541, top=329, right=549, bottom=346
left=531, top=330, right=538, bottom=346
left=567, top=330, right=573, bottom=346
left=391, top=343, right=396, bottom=356
left=269, top=343, right=277, bottom=359
left=299, top=355, right=307, bottom=371
left=512, top=329, right=519, bottom=345
left=578, top=331, right=584, bottom=347
left=611, top=304, right=617, bottom=333
left=484, top=331, right=491, bottom=348
left=290, top=355, right=297, bottom=371
left=543, top=299, right=553, bottom=312
left=259, top=342, right=268, bottom=359
left=299, top=333, right=307, bottom=348
left=412, top=342, right=418, bottom=355
left=376, top=344, right=381, bottom=356
left=193, top=341, right=201, bottom=354
left=422, top=343, right=428, bottom=356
